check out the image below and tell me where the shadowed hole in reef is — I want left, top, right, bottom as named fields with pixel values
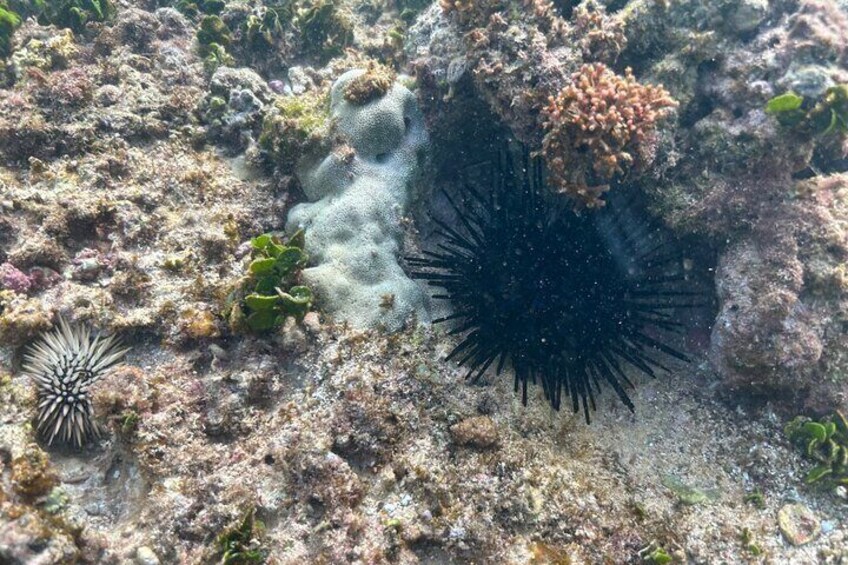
left=409, top=540, right=463, bottom=565
left=551, top=0, right=580, bottom=18
left=53, top=448, right=150, bottom=523
left=427, top=74, right=510, bottom=183
left=679, top=61, right=722, bottom=128
left=605, top=0, right=629, bottom=12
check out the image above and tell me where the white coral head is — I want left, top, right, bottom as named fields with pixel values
left=23, top=317, right=129, bottom=447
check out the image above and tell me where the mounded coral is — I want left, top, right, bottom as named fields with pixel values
left=285, top=68, right=430, bottom=331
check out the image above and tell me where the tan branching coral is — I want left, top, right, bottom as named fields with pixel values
left=542, top=63, right=678, bottom=208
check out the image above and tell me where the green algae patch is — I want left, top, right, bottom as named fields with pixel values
left=0, top=4, right=21, bottom=59
left=767, top=85, right=848, bottom=137
left=11, top=0, right=115, bottom=33
left=785, top=411, right=848, bottom=488
left=766, top=91, right=803, bottom=113
left=295, top=0, right=353, bottom=62
left=216, top=508, right=267, bottom=564
left=228, top=231, right=313, bottom=333
left=259, top=90, right=329, bottom=173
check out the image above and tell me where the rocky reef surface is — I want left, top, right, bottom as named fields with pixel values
left=0, top=0, right=847, bottom=563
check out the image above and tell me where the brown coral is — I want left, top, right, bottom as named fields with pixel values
left=542, top=63, right=678, bottom=208
left=342, top=63, right=396, bottom=105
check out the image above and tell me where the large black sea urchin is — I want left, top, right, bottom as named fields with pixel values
left=23, top=318, right=129, bottom=446
left=409, top=152, right=697, bottom=422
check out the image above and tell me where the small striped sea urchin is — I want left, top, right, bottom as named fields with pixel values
left=24, top=318, right=129, bottom=446
left=409, top=151, right=697, bottom=422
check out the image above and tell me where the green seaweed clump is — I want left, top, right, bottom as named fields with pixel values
left=259, top=90, right=329, bottom=173
left=638, top=542, right=674, bottom=564
left=172, top=0, right=226, bottom=17
left=395, top=0, right=430, bottom=21
left=229, top=231, right=313, bottom=333
left=740, top=527, right=763, bottom=557
left=197, top=14, right=232, bottom=52
left=0, top=3, right=21, bottom=59
left=743, top=489, right=765, bottom=509
left=295, top=0, right=353, bottom=61
left=766, top=86, right=848, bottom=138
left=216, top=509, right=266, bottom=564
left=785, top=410, right=848, bottom=487
left=661, top=474, right=719, bottom=506
left=197, top=14, right=233, bottom=72
left=12, top=0, right=115, bottom=33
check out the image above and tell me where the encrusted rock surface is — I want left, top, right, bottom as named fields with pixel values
left=1, top=1, right=848, bottom=563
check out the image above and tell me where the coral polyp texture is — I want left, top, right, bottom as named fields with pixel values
left=542, top=63, right=678, bottom=208
left=410, top=152, right=693, bottom=422
left=23, top=317, right=128, bottom=446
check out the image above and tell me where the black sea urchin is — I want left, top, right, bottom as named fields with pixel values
left=23, top=318, right=129, bottom=446
left=409, top=151, right=696, bottom=422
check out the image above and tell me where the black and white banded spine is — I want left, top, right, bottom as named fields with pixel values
left=23, top=318, right=129, bottom=447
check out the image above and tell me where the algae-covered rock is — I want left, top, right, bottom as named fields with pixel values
left=778, top=503, right=821, bottom=546
left=259, top=88, right=329, bottom=174
left=450, top=415, right=499, bottom=449
left=285, top=69, right=430, bottom=331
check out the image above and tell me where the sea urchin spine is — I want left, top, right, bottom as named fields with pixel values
left=23, top=317, right=129, bottom=447
left=409, top=151, right=697, bottom=422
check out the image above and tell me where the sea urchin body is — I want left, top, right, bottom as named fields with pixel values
left=23, top=318, right=129, bottom=446
left=409, top=152, right=695, bottom=422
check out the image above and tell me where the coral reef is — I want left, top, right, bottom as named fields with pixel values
left=285, top=68, right=430, bottom=331
left=407, top=0, right=680, bottom=208
left=1, top=0, right=848, bottom=563
left=409, top=0, right=848, bottom=411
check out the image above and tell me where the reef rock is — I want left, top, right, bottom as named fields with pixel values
left=286, top=69, right=430, bottom=330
